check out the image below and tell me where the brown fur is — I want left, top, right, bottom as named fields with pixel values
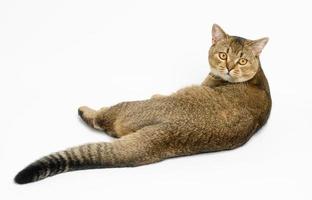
left=14, top=24, right=271, bottom=184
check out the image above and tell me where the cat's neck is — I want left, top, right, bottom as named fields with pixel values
left=246, top=66, right=271, bottom=95
left=201, top=73, right=228, bottom=88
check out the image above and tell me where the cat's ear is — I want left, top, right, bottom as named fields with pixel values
left=250, top=37, right=269, bottom=56
left=212, top=24, right=227, bottom=44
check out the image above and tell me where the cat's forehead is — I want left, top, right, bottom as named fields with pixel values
left=227, top=36, right=245, bottom=50
left=230, top=36, right=246, bottom=46
left=216, top=36, right=251, bottom=55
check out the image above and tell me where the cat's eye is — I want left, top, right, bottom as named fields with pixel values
left=238, top=58, right=248, bottom=65
left=219, top=52, right=227, bottom=60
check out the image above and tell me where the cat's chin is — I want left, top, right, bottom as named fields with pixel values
left=222, top=74, right=236, bottom=82
left=222, top=75, right=252, bottom=83
left=210, top=69, right=255, bottom=83
left=210, top=69, right=235, bottom=83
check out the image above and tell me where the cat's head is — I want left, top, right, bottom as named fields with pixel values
left=208, top=24, right=268, bottom=83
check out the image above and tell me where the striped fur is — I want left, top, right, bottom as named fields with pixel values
left=15, top=24, right=271, bottom=184
left=15, top=124, right=173, bottom=184
left=15, top=143, right=107, bottom=184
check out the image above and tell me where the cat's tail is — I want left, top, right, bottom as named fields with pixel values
left=14, top=142, right=111, bottom=184
left=14, top=124, right=173, bottom=184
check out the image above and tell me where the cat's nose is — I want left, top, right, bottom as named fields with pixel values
left=225, top=66, right=234, bottom=73
left=226, top=61, right=235, bottom=71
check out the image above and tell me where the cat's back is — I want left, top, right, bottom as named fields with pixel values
left=173, top=83, right=269, bottom=107
left=218, top=83, right=271, bottom=127
left=172, top=83, right=271, bottom=125
left=214, top=83, right=270, bottom=108
left=160, top=83, right=271, bottom=150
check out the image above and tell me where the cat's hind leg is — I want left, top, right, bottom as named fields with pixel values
left=78, top=106, right=103, bottom=130
left=79, top=101, right=159, bottom=138
left=78, top=105, right=122, bottom=138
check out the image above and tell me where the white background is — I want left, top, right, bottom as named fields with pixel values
left=0, top=0, right=311, bottom=199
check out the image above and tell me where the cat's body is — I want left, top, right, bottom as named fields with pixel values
left=90, top=67, right=270, bottom=148
left=15, top=24, right=271, bottom=184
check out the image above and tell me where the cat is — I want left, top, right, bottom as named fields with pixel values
left=14, top=24, right=271, bottom=184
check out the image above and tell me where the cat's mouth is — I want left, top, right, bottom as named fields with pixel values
left=224, top=73, right=233, bottom=80
left=211, top=68, right=233, bottom=82
left=221, top=71, right=237, bottom=82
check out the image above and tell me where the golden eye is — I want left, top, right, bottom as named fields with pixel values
left=219, top=52, right=227, bottom=60
left=238, top=58, right=248, bottom=65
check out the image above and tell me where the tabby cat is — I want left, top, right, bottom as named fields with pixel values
left=14, top=24, right=271, bottom=184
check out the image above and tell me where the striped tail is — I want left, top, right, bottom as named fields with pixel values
left=14, top=143, right=113, bottom=184
left=14, top=138, right=156, bottom=184
left=14, top=124, right=176, bottom=184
